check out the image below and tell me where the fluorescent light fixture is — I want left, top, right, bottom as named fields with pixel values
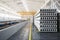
left=0, top=6, right=21, bottom=17
left=0, top=3, right=20, bottom=16
left=0, top=3, right=16, bottom=13
left=21, top=0, right=29, bottom=11
left=40, top=0, right=50, bottom=8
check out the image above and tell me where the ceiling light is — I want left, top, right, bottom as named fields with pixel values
left=21, top=0, right=29, bottom=11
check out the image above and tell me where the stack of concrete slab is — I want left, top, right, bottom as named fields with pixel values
left=40, top=9, right=57, bottom=32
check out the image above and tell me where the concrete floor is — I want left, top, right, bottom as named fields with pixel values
left=7, top=23, right=60, bottom=40
left=8, top=22, right=30, bottom=40
left=32, top=25, right=60, bottom=40
left=32, top=25, right=40, bottom=40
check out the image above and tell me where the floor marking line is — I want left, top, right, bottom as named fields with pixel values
left=29, top=24, right=32, bottom=40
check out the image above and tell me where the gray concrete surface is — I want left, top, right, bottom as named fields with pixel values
left=32, top=25, right=60, bottom=40
left=1, top=22, right=60, bottom=40
left=8, top=22, right=30, bottom=40
left=0, top=21, right=28, bottom=40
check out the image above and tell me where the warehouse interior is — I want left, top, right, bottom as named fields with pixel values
left=0, top=0, right=60, bottom=40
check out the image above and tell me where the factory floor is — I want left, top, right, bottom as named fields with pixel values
left=8, top=22, right=30, bottom=40
left=7, top=22, right=60, bottom=40
left=32, top=25, right=60, bottom=40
